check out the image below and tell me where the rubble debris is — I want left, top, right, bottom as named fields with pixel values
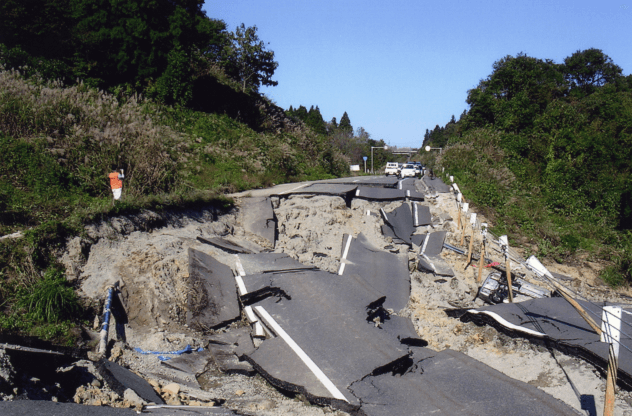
left=186, top=248, right=241, bottom=331
left=240, top=196, right=277, bottom=247
left=196, top=237, right=254, bottom=254
left=349, top=348, right=580, bottom=416
left=417, top=231, right=455, bottom=277
left=478, top=271, right=550, bottom=304
left=454, top=297, right=632, bottom=389
left=97, top=359, right=164, bottom=404
left=338, top=233, right=410, bottom=312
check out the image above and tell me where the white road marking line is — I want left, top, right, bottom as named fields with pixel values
left=279, top=183, right=309, bottom=195
left=341, top=235, right=352, bottom=260
left=467, top=310, right=546, bottom=337
left=337, top=262, right=346, bottom=275
left=380, top=208, right=388, bottom=222
left=414, top=204, right=419, bottom=226
left=254, top=306, right=350, bottom=402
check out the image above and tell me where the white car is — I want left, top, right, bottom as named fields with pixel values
left=385, top=162, right=399, bottom=176
left=399, top=164, right=417, bottom=178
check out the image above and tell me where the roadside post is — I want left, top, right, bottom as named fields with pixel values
left=363, top=156, right=367, bottom=173
left=602, top=305, right=622, bottom=416
left=456, top=193, right=463, bottom=230
left=477, top=224, right=487, bottom=283
left=465, top=213, right=477, bottom=268
left=460, top=203, right=469, bottom=246
left=499, top=235, right=513, bottom=302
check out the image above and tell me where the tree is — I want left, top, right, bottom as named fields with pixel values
left=223, top=23, right=278, bottom=93
left=564, top=48, right=623, bottom=94
left=339, top=112, right=353, bottom=136
left=71, top=0, right=222, bottom=90
left=306, top=106, right=327, bottom=135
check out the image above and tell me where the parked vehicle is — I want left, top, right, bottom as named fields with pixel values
left=385, top=162, right=399, bottom=176
left=399, top=164, right=417, bottom=178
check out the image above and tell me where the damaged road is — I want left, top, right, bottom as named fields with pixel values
left=2, top=175, right=632, bottom=415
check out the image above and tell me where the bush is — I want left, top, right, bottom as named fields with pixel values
left=18, top=268, right=79, bottom=323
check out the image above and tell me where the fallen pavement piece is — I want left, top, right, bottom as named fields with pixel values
left=413, top=203, right=432, bottom=226
left=162, top=349, right=213, bottom=375
left=242, top=269, right=411, bottom=410
left=97, top=359, right=164, bottom=404
left=417, top=231, right=455, bottom=277
left=380, top=203, right=414, bottom=245
left=240, top=196, right=276, bottom=247
left=0, top=401, right=138, bottom=415
left=381, top=224, right=406, bottom=245
left=422, top=176, right=453, bottom=193
left=353, top=187, right=424, bottom=201
left=349, top=348, right=579, bottom=416
left=204, top=327, right=256, bottom=375
left=237, top=252, right=317, bottom=275
left=320, top=176, right=400, bottom=187
left=454, top=297, right=632, bottom=389
left=196, top=237, right=253, bottom=254
left=338, top=233, right=411, bottom=312
left=186, top=248, right=241, bottom=331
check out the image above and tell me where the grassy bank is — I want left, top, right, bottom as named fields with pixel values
left=0, top=70, right=348, bottom=344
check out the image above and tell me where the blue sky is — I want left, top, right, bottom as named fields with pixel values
left=204, top=0, right=631, bottom=148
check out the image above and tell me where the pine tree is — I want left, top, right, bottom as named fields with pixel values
left=339, top=112, right=353, bottom=135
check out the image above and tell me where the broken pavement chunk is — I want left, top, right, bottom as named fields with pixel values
left=196, top=236, right=254, bottom=254
left=205, top=327, right=256, bottom=375
left=350, top=348, right=579, bottom=416
left=186, top=248, right=241, bottom=330
left=380, top=203, right=413, bottom=245
left=97, top=359, right=164, bottom=404
left=421, top=176, right=453, bottom=193
left=457, top=297, right=632, bottom=389
left=339, top=233, right=410, bottom=312
left=240, top=196, right=277, bottom=247
left=412, top=203, right=431, bottom=226
left=237, top=252, right=317, bottom=275
left=417, top=231, right=455, bottom=277
left=245, top=269, right=410, bottom=409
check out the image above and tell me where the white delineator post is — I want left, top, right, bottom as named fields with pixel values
left=602, top=306, right=622, bottom=416
left=465, top=213, right=477, bottom=269
left=456, top=192, right=463, bottom=230
left=460, top=203, right=469, bottom=246
left=477, top=224, right=487, bottom=283
left=499, top=235, right=513, bottom=303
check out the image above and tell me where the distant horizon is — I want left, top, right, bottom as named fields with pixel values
left=205, top=0, right=630, bottom=147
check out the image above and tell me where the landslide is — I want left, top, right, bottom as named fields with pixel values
left=0, top=68, right=348, bottom=345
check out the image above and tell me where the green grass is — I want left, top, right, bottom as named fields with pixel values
left=0, top=70, right=349, bottom=345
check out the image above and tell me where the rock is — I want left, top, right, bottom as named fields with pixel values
left=124, top=388, right=147, bottom=409
left=0, top=349, right=15, bottom=392
left=166, top=396, right=182, bottom=406
left=162, top=383, right=180, bottom=397
left=91, top=379, right=102, bottom=388
left=235, top=389, right=245, bottom=396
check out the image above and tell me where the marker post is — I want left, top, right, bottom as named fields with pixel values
left=602, top=306, right=622, bottom=416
